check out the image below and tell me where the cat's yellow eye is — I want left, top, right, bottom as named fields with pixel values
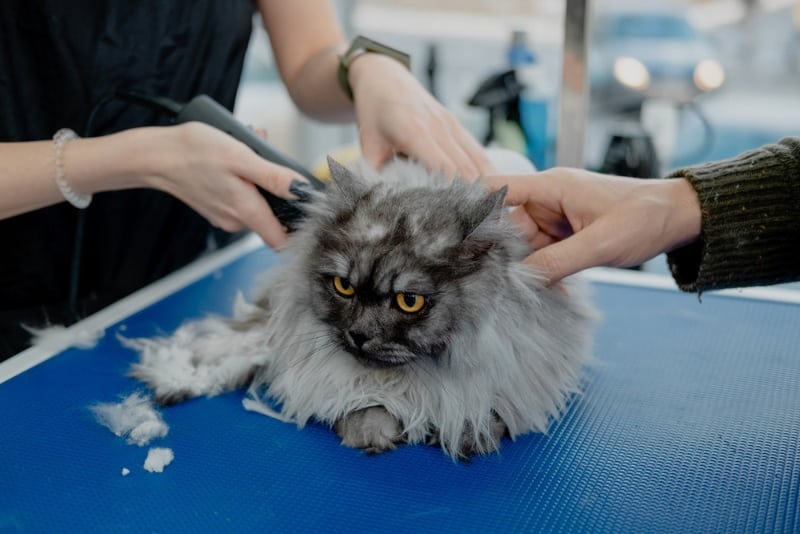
left=333, top=276, right=355, bottom=297
left=396, top=293, right=426, bottom=313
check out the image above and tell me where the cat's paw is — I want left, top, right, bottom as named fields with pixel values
left=457, top=413, right=508, bottom=459
left=334, top=406, right=404, bottom=454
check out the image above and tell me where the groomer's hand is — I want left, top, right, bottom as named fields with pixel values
left=144, top=122, right=307, bottom=248
left=484, top=168, right=702, bottom=284
left=348, top=54, right=493, bottom=180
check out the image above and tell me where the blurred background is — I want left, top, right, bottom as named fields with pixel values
left=235, top=0, right=800, bottom=275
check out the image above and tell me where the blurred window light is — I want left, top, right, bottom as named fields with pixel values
left=693, top=59, right=725, bottom=91
left=613, top=56, right=650, bottom=91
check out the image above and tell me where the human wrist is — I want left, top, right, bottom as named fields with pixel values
left=52, top=129, right=91, bottom=208
left=339, top=36, right=411, bottom=101
left=661, top=177, right=702, bottom=251
left=68, top=127, right=178, bottom=194
left=347, top=53, right=410, bottom=100
left=131, top=125, right=189, bottom=192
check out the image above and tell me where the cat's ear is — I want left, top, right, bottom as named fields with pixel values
left=327, top=156, right=355, bottom=182
left=457, top=186, right=508, bottom=261
left=464, top=186, right=507, bottom=237
left=327, top=156, right=369, bottom=203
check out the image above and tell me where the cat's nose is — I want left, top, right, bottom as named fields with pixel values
left=347, top=330, right=371, bottom=349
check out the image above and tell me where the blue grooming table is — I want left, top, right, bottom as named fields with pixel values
left=2, top=235, right=799, bottom=533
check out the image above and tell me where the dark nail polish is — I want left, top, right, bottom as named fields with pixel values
left=289, top=179, right=313, bottom=202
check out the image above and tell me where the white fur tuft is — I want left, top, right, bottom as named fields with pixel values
left=90, top=392, right=169, bottom=446
left=123, top=292, right=269, bottom=403
left=25, top=324, right=104, bottom=351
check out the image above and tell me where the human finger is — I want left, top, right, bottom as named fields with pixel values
left=435, top=131, right=480, bottom=180
left=396, top=131, right=459, bottom=178
left=233, top=181, right=289, bottom=249
left=507, top=206, right=539, bottom=241
left=507, top=206, right=560, bottom=250
left=451, top=122, right=495, bottom=176
left=429, top=113, right=488, bottom=180
left=231, top=151, right=308, bottom=200
left=523, top=234, right=597, bottom=285
left=482, top=174, right=554, bottom=206
left=360, top=130, right=396, bottom=170
left=521, top=204, right=644, bottom=284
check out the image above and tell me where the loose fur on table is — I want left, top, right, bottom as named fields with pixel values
left=127, top=156, right=595, bottom=459
left=90, top=392, right=169, bottom=447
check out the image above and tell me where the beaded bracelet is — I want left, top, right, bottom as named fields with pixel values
left=53, top=128, right=92, bottom=209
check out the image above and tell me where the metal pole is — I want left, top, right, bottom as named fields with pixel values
left=556, top=0, right=591, bottom=168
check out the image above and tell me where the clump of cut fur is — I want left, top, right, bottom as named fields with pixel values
left=90, top=392, right=169, bottom=446
left=129, top=156, right=595, bottom=459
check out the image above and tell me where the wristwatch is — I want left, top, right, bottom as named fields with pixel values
left=337, top=35, right=411, bottom=101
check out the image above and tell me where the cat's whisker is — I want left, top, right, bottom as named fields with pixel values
left=268, top=337, right=344, bottom=379
left=275, top=332, right=334, bottom=351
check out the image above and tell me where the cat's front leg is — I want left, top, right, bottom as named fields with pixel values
left=333, top=406, right=404, bottom=454
left=424, top=414, right=508, bottom=459
left=456, top=412, right=508, bottom=459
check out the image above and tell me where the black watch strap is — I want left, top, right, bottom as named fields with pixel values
left=337, top=35, right=411, bottom=101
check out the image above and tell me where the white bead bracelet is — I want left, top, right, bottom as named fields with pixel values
left=53, top=128, right=92, bottom=209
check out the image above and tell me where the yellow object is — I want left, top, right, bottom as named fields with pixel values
left=492, top=119, right=527, bottom=154
left=312, top=144, right=362, bottom=182
left=396, top=293, right=425, bottom=313
left=333, top=276, right=355, bottom=297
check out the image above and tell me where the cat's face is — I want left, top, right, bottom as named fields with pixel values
left=300, top=159, right=513, bottom=368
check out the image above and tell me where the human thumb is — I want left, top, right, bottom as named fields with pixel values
left=522, top=229, right=605, bottom=285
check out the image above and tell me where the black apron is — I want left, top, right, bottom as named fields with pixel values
left=0, top=0, right=256, bottom=359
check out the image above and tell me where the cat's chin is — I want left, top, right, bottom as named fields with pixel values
left=345, top=349, right=416, bottom=369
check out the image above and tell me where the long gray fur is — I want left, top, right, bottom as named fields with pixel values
left=127, top=156, right=596, bottom=459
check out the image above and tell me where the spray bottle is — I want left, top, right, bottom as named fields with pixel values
left=510, top=30, right=555, bottom=169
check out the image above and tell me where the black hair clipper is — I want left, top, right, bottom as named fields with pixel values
left=117, top=90, right=325, bottom=229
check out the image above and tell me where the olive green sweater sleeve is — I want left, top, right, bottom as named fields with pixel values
left=666, top=137, right=800, bottom=293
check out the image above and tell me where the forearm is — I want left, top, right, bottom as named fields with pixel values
left=666, top=137, right=800, bottom=292
left=0, top=128, right=174, bottom=220
left=257, top=0, right=354, bottom=122
left=283, top=43, right=354, bottom=122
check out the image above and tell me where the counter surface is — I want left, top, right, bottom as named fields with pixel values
left=2, top=237, right=798, bottom=533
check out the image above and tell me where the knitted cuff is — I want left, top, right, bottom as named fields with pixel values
left=666, top=138, right=800, bottom=293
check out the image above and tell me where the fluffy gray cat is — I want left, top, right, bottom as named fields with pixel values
left=127, top=156, right=595, bottom=459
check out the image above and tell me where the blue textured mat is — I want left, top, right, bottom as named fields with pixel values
left=2, top=247, right=799, bottom=533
